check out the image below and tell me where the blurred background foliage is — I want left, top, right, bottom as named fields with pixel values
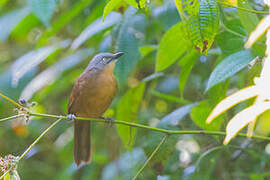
left=1, top=0, right=270, bottom=179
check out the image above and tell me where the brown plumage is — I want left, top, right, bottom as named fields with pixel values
left=68, top=52, right=123, bottom=166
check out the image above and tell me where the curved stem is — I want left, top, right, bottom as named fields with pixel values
left=0, top=93, right=23, bottom=109
left=29, top=112, right=270, bottom=142
left=132, top=135, right=168, bottom=180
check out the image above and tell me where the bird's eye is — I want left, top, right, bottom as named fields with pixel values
left=101, top=57, right=107, bottom=64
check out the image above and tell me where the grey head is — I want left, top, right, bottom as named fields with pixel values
left=88, top=52, right=124, bottom=70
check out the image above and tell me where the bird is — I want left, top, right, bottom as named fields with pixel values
left=68, top=52, right=124, bottom=166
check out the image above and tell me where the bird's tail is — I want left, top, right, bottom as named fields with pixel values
left=74, top=120, right=91, bottom=166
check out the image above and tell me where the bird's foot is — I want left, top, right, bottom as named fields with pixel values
left=67, top=114, right=76, bottom=122
left=101, top=117, right=114, bottom=127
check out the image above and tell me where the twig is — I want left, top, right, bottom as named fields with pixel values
left=219, top=1, right=270, bottom=14
left=29, top=112, right=270, bottom=142
left=0, top=118, right=62, bottom=180
left=0, top=93, right=23, bottom=109
left=0, top=115, right=23, bottom=122
left=132, top=135, right=168, bottom=180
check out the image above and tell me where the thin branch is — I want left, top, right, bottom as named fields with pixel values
left=0, top=115, right=23, bottom=123
left=132, top=135, right=168, bottom=180
left=18, top=117, right=62, bottom=161
left=0, top=93, right=23, bottom=109
left=29, top=112, right=270, bottom=142
left=219, top=1, right=270, bottom=14
left=0, top=118, right=62, bottom=180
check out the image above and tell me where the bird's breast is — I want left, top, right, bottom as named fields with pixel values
left=82, top=66, right=117, bottom=117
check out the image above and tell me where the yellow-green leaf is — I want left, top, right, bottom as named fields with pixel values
left=116, top=82, right=145, bottom=149
left=102, top=0, right=123, bottom=21
left=156, top=22, right=191, bottom=72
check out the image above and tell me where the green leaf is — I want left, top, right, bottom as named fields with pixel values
left=102, top=0, right=123, bottom=21
left=116, top=82, right=145, bottom=150
left=216, top=19, right=245, bottom=56
left=238, top=0, right=259, bottom=34
left=37, top=0, right=93, bottom=46
left=185, top=0, right=219, bottom=54
left=237, top=0, right=265, bottom=56
left=27, top=0, right=57, bottom=26
left=206, top=50, right=254, bottom=91
left=139, top=45, right=157, bottom=57
left=124, top=0, right=146, bottom=8
left=178, top=50, right=200, bottom=95
left=0, top=8, right=30, bottom=42
left=190, top=100, right=223, bottom=131
left=114, top=7, right=145, bottom=86
left=156, top=22, right=191, bottom=72
left=11, top=14, right=40, bottom=40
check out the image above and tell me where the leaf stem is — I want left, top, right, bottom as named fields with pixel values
left=132, top=135, right=168, bottom=180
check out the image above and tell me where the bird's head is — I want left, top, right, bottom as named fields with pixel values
left=88, top=52, right=124, bottom=70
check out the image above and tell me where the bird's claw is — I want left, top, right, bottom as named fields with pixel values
left=102, top=117, right=114, bottom=127
left=67, top=114, right=76, bottom=122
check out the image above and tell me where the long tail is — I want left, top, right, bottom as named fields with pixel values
left=74, top=120, right=91, bottom=166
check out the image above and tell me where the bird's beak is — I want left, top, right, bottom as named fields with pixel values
left=113, top=52, right=124, bottom=59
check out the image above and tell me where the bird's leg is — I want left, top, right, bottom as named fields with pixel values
left=67, top=114, right=76, bottom=123
left=101, top=117, right=114, bottom=127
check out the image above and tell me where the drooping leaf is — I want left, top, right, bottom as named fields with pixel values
left=156, top=22, right=191, bottom=72
left=206, top=50, right=254, bottom=91
left=37, top=0, right=93, bottom=46
left=190, top=100, right=223, bottom=131
left=185, top=0, right=220, bottom=54
left=102, top=0, right=123, bottom=21
left=178, top=50, right=200, bottom=95
left=0, top=8, right=30, bottom=42
left=71, top=12, right=122, bottom=50
left=114, top=7, right=145, bottom=86
left=116, top=82, right=145, bottom=149
left=11, top=40, right=70, bottom=87
left=20, top=49, right=93, bottom=101
left=27, top=0, right=57, bottom=26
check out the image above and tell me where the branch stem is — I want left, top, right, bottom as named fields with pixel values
left=0, top=115, right=23, bottom=122
left=29, top=112, right=270, bottom=142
